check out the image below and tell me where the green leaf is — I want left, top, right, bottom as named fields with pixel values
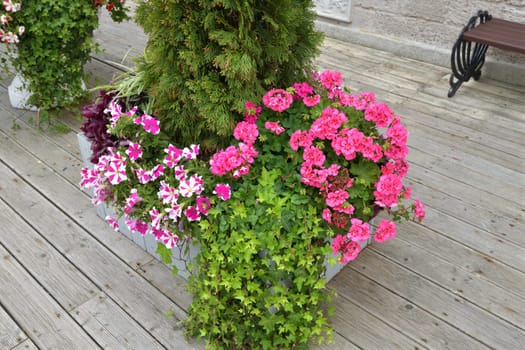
left=349, top=158, right=381, bottom=184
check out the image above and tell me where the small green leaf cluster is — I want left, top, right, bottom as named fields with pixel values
left=134, top=0, right=323, bottom=155
left=185, top=166, right=334, bottom=349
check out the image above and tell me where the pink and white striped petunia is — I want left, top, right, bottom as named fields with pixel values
left=105, top=216, right=119, bottom=232
left=161, top=230, right=179, bottom=249
left=142, top=115, right=160, bottom=135
left=125, top=142, right=143, bottom=161
left=179, top=174, right=204, bottom=198
left=158, top=180, right=179, bottom=205
left=105, top=161, right=127, bottom=185
left=163, top=144, right=183, bottom=168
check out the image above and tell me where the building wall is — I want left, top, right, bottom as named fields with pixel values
left=314, top=0, right=525, bottom=86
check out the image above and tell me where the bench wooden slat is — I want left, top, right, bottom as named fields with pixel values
left=463, top=18, right=525, bottom=54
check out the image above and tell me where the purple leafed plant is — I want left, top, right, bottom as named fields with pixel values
left=80, top=90, right=121, bottom=164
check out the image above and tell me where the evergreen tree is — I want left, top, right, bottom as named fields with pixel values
left=135, top=0, right=323, bottom=155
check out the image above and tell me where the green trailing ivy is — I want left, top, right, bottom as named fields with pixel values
left=186, top=167, right=335, bottom=349
left=134, top=0, right=323, bottom=155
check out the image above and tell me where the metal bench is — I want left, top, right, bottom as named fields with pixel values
left=448, top=10, right=525, bottom=97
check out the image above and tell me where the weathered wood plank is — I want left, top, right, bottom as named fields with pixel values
left=0, top=187, right=98, bottom=310
left=0, top=124, right=154, bottom=270
left=72, top=292, right=165, bottom=350
left=407, top=147, right=523, bottom=207
left=317, top=46, right=525, bottom=138
left=313, top=332, right=362, bottom=350
left=137, top=260, right=193, bottom=318
left=0, top=134, right=199, bottom=349
left=408, top=162, right=523, bottom=234
left=405, top=176, right=524, bottom=249
left=394, top=211, right=525, bottom=291
left=10, top=339, right=39, bottom=350
left=369, top=234, right=525, bottom=328
left=348, top=249, right=525, bottom=349
left=0, top=245, right=99, bottom=349
left=0, top=305, right=26, bottom=349
left=330, top=297, right=428, bottom=349
left=330, top=269, right=490, bottom=349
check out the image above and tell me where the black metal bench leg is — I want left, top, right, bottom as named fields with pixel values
left=448, top=11, right=491, bottom=97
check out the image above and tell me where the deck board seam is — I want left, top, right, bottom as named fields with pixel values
left=367, top=246, right=525, bottom=332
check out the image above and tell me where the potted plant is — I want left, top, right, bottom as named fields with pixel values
left=2, top=0, right=129, bottom=124
left=80, top=69, right=425, bottom=349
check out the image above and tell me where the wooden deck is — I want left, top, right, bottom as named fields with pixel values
left=1, top=12, right=524, bottom=350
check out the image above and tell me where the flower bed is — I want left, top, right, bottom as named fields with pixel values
left=80, top=69, right=425, bottom=348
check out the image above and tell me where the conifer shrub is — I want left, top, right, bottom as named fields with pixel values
left=134, top=0, right=323, bottom=155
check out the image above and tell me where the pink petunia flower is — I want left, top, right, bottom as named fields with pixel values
left=196, top=196, right=211, bottom=215
left=105, top=161, right=127, bottom=185
left=150, top=164, right=165, bottom=180
left=161, top=230, right=179, bottom=249
left=184, top=206, right=200, bottom=221
left=179, top=175, right=204, bottom=198
left=165, top=203, right=182, bottom=221
left=163, top=144, right=182, bottom=168
left=135, top=168, right=151, bottom=184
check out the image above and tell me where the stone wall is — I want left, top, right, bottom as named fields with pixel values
left=314, top=0, right=525, bottom=86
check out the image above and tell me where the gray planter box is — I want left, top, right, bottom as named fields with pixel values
left=77, top=132, right=366, bottom=282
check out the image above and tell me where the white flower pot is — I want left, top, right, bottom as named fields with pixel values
left=9, top=74, right=87, bottom=111
left=8, top=74, right=38, bottom=111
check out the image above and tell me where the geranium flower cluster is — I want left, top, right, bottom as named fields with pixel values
left=210, top=69, right=425, bottom=264
left=0, top=0, right=23, bottom=44
left=80, top=100, right=230, bottom=250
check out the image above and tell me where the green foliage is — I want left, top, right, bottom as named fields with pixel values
left=186, top=167, right=334, bottom=349
left=134, top=0, right=323, bottom=155
left=9, top=0, right=98, bottom=123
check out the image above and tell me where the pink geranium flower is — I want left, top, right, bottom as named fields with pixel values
left=413, top=198, right=426, bottom=222
left=264, top=121, right=285, bottom=135
left=289, top=130, right=313, bottom=151
left=213, top=184, right=231, bottom=200
left=347, top=218, right=370, bottom=242
left=234, top=121, right=259, bottom=144
left=262, top=88, right=293, bottom=112
left=374, top=219, right=397, bottom=242
left=364, top=102, right=394, bottom=128
left=326, top=190, right=349, bottom=208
